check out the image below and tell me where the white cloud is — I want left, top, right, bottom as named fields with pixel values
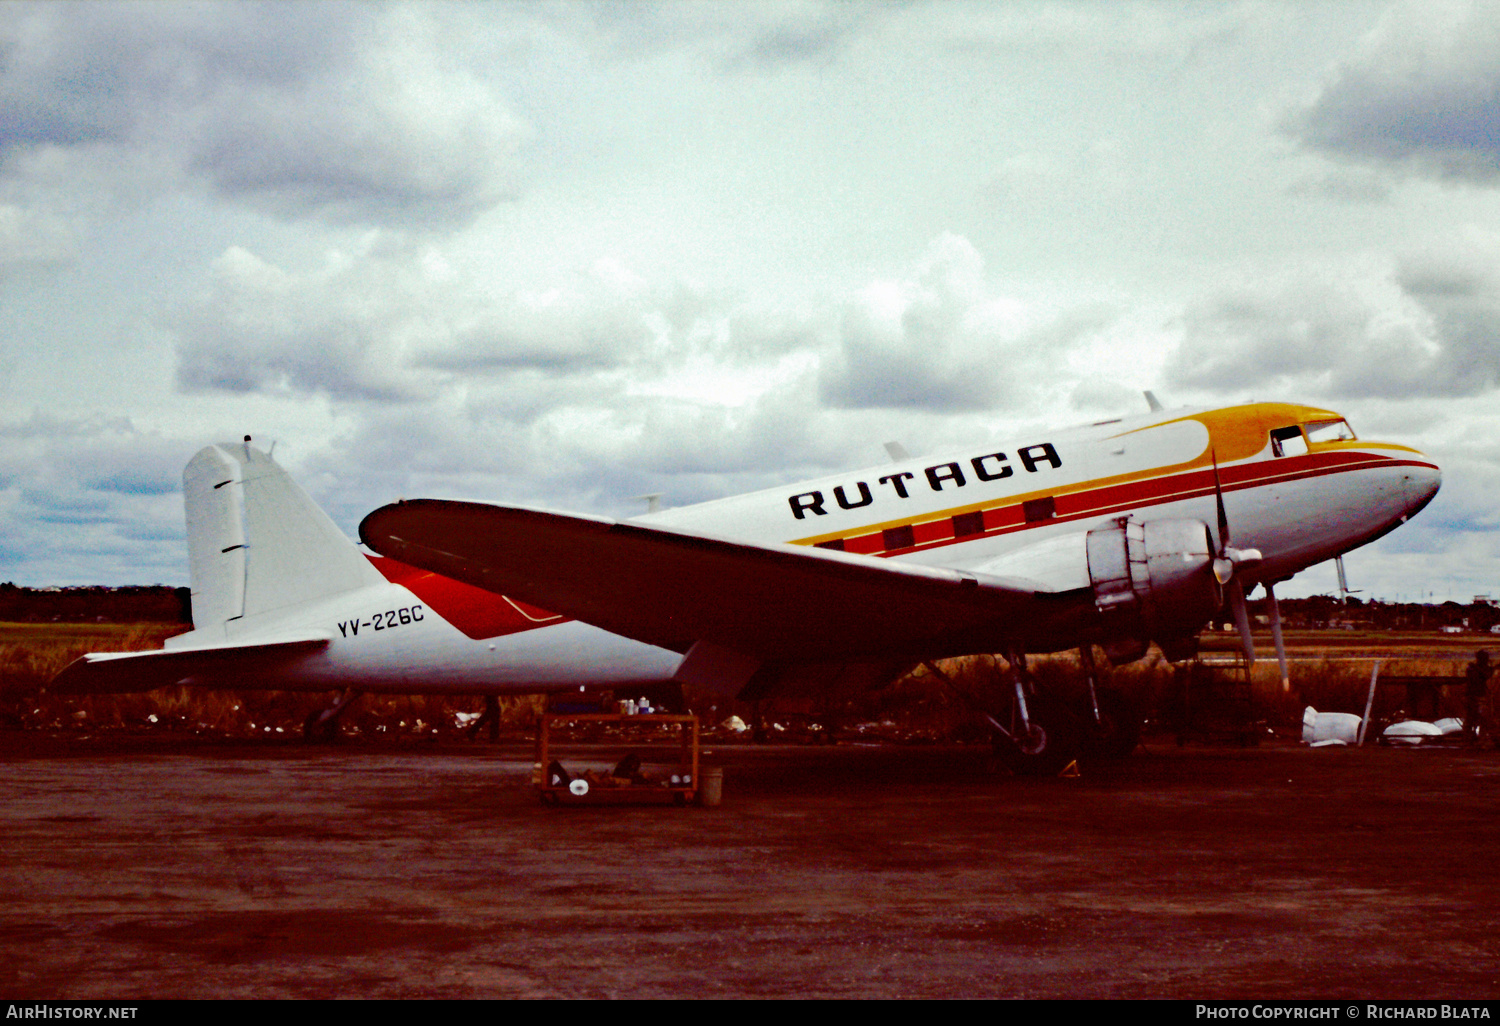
left=0, top=412, right=190, bottom=584
left=542, top=0, right=897, bottom=70
left=182, top=6, right=530, bottom=227
left=822, top=233, right=1036, bottom=410
left=0, top=3, right=530, bottom=231
left=173, top=244, right=446, bottom=402
left=420, top=263, right=659, bottom=376
left=1287, top=0, right=1500, bottom=185
left=1165, top=248, right=1500, bottom=400
left=0, top=200, right=77, bottom=269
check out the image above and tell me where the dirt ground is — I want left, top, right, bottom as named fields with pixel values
left=3, top=732, right=1500, bottom=1000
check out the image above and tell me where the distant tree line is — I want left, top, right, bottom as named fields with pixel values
left=0, top=583, right=191, bottom=624
left=1262, top=595, right=1500, bottom=633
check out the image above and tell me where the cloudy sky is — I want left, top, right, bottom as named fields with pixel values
left=3, top=0, right=1499, bottom=603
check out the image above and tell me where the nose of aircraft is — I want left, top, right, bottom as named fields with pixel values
left=1404, top=450, right=1442, bottom=521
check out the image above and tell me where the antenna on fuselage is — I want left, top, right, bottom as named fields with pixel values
left=884, top=441, right=911, bottom=462
left=634, top=493, right=662, bottom=514
left=1143, top=391, right=1163, bottom=412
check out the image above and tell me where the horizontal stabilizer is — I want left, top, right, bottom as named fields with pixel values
left=360, top=499, right=1046, bottom=663
left=48, top=633, right=331, bottom=694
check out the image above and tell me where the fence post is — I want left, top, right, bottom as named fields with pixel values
left=1358, top=660, right=1381, bottom=746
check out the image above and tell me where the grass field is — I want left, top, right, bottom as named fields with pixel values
left=0, top=622, right=542, bottom=738
left=1, top=621, right=1493, bottom=741
left=0, top=622, right=183, bottom=690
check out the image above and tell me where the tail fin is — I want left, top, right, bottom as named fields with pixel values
left=182, top=439, right=383, bottom=640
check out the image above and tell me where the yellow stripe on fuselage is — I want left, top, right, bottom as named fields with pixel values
left=789, top=402, right=1424, bottom=550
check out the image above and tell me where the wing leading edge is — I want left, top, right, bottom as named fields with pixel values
left=358, top=499, right=1063, bottom=665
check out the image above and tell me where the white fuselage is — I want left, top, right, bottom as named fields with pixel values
left=641, top=403, right=1439, bottom=602
left=160, top=403, right=1440, bottom=693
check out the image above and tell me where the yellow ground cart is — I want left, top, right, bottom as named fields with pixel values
left=533, top=712, right=701, bottom=806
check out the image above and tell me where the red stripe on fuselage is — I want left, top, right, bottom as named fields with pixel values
left=810, top=449, right=1432, bottom=558
left=367, top=554, right=568, bottom=640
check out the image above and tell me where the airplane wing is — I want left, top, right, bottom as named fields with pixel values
left=359, top=499, right=1074, bottom=667
left=49, top=633, right=331, bottom=694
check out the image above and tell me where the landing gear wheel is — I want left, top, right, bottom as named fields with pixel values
left=995, top=697, right=1080, bottom=777
left=1078, top=688, right=1142, bottom=762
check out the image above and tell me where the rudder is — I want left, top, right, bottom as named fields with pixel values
left=182, top=439, right=383, bottom=639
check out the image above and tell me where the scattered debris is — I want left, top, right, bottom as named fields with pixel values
left=1303, top=706, right=1477, bottom=748
left=1302, top=707, right=1362, bottom=746
left=1382, top=719, right=1462, bottom=745
left=1382, top=720, right=1443, bottom=744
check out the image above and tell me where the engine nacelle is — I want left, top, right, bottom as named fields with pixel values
left=1086, top=517, right=1221, bottom=663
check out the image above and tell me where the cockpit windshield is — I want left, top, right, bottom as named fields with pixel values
left=1305, top=419, right=1356, bottom=444
left=1270, top=425, right=1307, bottom=457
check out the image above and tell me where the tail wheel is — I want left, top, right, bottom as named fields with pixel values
left=1079, top=688, right=1142, bottom=762
left=995, top=696, right=1080, bottom=777
left=303, top=710, right=340, bottom=743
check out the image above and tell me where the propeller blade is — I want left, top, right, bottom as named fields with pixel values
left=1227, top=581, right=1256, bottom=664
left=1266, top=582, right=1289, bottom=692
left=1211, top=449, right=1230, bottom=551
left=1212, top=448, right=1262, bottom=668
left=1209, top=449, right=1263, bottom=585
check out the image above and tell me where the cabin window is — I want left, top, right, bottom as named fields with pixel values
left=1022, top=496, right=1056, bottom=522
left=1270, top=426, right=1308, bottom=458
left=1305, top=419, right=1356, bottom=445
left=952, top=511, right=986, bottom=538
left=882, top=525, right=915, bottom=551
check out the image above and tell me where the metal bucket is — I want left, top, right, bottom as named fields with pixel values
left=697, top=766, right=724, bottom=807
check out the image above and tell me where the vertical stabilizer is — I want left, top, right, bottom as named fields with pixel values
left=183, top=445, right=247, bottom=635
left=181, top=440, right=384, bottom=639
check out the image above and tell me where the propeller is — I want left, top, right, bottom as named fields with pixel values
left=1210, top=451, right=1263, bottom=664
left=1264, top=581, right=1290, bottom=692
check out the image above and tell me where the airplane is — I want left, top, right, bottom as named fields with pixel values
left=53, top=400, right=1440, bottom=771
left=356, top=399, right=1440, bottom=770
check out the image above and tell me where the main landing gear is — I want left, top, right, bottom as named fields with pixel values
left=1075, top=645, right=1142, bottom=762
left=925, top=647, right=1142, bottom=776
left=995, top=687, right=1079, bottom=777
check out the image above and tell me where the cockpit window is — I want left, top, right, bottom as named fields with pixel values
left=1270, top=425, right=1308, bottom=458
left=1305, top=419, right=1356, bottom=444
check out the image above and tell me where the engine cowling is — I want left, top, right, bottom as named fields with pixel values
left=1086, top=517, right=1221, bottom=663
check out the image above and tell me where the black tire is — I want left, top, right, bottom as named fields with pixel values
left=996, top=696, right=1080, bottom=777
left=1078, top=688, right=1142, bottom=762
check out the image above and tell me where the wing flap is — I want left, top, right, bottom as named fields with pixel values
left=48, top=633, right=331, bottom=694
left=359, top=499, right=1045, bottom=662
